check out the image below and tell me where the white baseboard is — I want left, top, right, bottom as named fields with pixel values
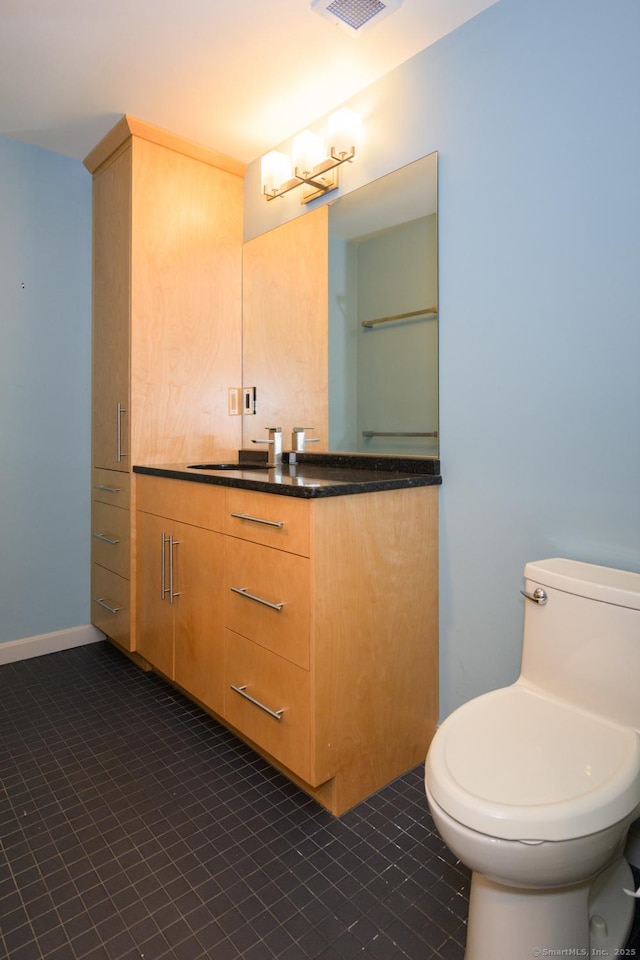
left=0, top=624, right=106, bottom=665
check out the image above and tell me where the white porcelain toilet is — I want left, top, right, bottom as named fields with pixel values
left=425, top=558, right=640, bottom=960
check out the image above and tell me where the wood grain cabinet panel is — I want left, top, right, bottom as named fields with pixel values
left=136, top=473, right=225, bottom=533
left=224, top=489, right=310, bottom=556
left=92, top=149, right=131, bottom=474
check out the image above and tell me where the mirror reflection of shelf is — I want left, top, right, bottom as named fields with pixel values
left=362, top=430, right=439, bottom=438
left=361, top=307, right=438, bottom=329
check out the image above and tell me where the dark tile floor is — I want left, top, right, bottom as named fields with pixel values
left=0, top=642, right=638, bottom=960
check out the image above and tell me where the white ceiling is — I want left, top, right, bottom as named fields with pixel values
left=0, top=0, right=498, bottom=165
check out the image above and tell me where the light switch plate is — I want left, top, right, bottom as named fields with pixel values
left=243, top=387, right=256, bottom=415
left=228, top=387, right=240, bottom=416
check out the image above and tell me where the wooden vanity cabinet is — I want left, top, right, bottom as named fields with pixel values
left=135, top=474, right=438, bottom=816
left=85, top=116, right=245, bottom=653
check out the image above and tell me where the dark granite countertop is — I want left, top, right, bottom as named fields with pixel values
left=133, top=452, right=441, bottom=500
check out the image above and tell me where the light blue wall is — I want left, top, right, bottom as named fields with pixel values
left=0, top=136, right=92, bottom=644
left=244, top=0, right=640, bottom=718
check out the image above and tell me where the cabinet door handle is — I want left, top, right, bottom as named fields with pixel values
left=230, top=586, right=284, bottom=611
left=93, top=596, right=121, bottom=614
left=116, top=402, right=127, bottom=462
left=161, top=533, right=182, bottom=603
left=169, top=536, right=181, bottom=604
left=230, top=684, right=284, bottom=721
left=230, top=512, right=284, bottom=529
left=94, top=483, right=121, bottom=494
left=161, top=532, right=169, bottom=600
left=161, top=532, right=167, bottom=600
left=93, top=532, right=121, bottom=545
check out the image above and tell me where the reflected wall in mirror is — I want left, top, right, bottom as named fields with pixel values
left=328, top=152, right=438, bottom=456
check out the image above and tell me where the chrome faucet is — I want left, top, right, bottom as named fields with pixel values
left=252, top=426, right=283, bottom=467
left=292, top=427, right=319, bottom=452
left=289, top=427, right=320, bottom=464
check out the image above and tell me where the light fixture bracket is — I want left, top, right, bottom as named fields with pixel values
left=263, top=145, right=356, bottom=204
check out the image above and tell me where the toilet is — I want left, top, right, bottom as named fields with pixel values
left=425, top=558, right=640, bottom=960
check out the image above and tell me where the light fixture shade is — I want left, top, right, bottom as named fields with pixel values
left=328, top=107, right=362, bottom=158
left=292, top=130, right=325, bottom=176
left=261, top=150, right=291, bottom=195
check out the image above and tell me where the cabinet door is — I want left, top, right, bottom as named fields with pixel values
left=129, top=137, right=243, bottom=464
left=92, top=148, right=131, bottom=471
left=172, top=522, right=225, bottom=714
left=136, top=510, right=174, bottom=678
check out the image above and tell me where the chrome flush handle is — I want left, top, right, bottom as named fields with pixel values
left=520, top=587, right=548, bottom=605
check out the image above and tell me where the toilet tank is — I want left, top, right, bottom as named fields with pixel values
left=519, top=558, right=640, bottom=731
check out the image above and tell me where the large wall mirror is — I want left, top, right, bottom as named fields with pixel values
left=328, top=152, right=438, bottom=457
left=241, top=152, right=437, bottom=459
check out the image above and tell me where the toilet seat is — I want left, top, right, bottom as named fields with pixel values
left=426, top=683, right=640, bottom=841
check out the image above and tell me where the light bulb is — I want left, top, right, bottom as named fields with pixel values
left=292, top=130, right=325, bottom=177
left=261, top=150, right=291, bottom=195
left=328, top=108, right=362, bottom=159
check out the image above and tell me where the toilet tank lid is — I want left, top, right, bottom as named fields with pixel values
left=525, top=558, right=640, bottom=610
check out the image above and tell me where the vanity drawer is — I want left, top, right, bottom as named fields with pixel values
left=92, top=501, right=130, bottom=578
left=91, top=564, right=130, bottom=649
left=224, top=630, right=317, bottom=784
left=92, top=467, right=130, bottom=509
left=224, top=489, right=310, bottom=557
left=136, top=475, right=225, bottom=532
left=225, top=539, right=310, bottom=670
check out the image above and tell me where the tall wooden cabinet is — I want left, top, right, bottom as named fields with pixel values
left=85, top=116, right=245, bottom=653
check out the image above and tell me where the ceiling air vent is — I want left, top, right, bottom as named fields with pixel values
left=311, top=0, right=403, bottom=37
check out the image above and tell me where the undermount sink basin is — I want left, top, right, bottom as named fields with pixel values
left=187, top=462, right=270, bottom=471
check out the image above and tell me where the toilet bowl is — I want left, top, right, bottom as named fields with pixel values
left=425, top=558, right=640, bottom=960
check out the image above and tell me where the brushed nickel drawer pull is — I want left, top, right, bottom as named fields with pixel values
left=230, top=684, right=284, bottom=721
left=93, top=532, right=122, bottom=545
left=116, top=402, right=127, bottom=462
left=169, top=536, right=182, bottom=605
left=160, top=532, right=182, bottom=602
left=230, top=512, right=284, bottom=529
left=94, top=483, right=121, bottom=494
left=230, top=586, right=284, bottom=611
left=161, top=532, right=169, bottom=600
left=93, top=597, right=121, bottom=614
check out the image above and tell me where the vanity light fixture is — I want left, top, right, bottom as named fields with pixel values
left=261, top=107, right=362, bottom=203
